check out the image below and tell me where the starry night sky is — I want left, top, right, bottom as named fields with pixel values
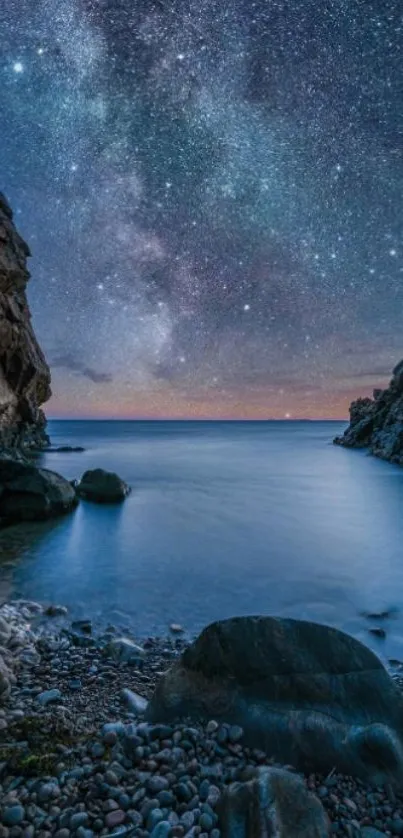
left=1, top=0, right=402, bottom=418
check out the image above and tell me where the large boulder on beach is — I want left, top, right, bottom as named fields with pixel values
left=76, top=468, right=130, bottom=503
left=0, top=457, right=77, bottom=525
left=219, top=766, right=329, bottom=837
left=146, top=616, right=403, bottom=785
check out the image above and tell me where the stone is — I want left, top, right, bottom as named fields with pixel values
left=0, top=653, right=14, bottom=700
left=76, top=469, right=130, bottom=503
left=2, top=808, right=25, bottom=827
left=361, top=829, right=388, bottom=837
left=71, top=620, right=92, bottom=634
left=45, top=605, right=68, bottom=617
left=146, top=615, right=403, bottom=784
left=334, top=360, right=403, bottom=466
left=46, top=446, right=85, bottom=453
left=121, top=687, right=148, bottom=714
left=69, top=813, right=89, bottom=829
left=218, top=766, right=329, bottom=837
left=0, top=192, right=51, bottom=454
left=150, top=823, right=172, bottom=838
left=105, top=810, right=125, bottom=828
left=103, top=637, right=145, bottom=664
left=369, top=628, right=386, bottom=639
left=36, top=688, right=62, bottom=706
left=0, top=459, right=78, bottom=524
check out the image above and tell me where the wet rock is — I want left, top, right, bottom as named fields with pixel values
left=76, top=469, right=130, bottom=503
left=71, top=620, right=92, bottom=634
left=146, top=615, right=403, bottom=784
left=369, top=628, right=386, bottom=639
left=45, top=446, right=85, bottom=453
left=45, top=605, right=69, bottom=617
left=0, top=459, right=78, bottom=524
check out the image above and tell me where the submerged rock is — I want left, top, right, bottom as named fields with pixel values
left=334, top=359, right=403, bottom=464
left=0, top=457, right=78, bottom=525
left=146, top=615, right=403, bottom=785
left=218, top=766, right=329, bottom=837
left=76, top=468, right=130, bottom=503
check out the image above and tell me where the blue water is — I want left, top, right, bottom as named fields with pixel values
left=2, top=420, right=403, bottom=662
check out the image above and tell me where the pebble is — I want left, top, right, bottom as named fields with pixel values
left=69, top=813, right=89, bottom=829
left=150, top=822, right=172, bottom=838
left=2, top=807, right=25, bottom=827
left=3, top=600, right=403, bottom=838
left=105, top=811, right=126, bottom=828
left=120, top=687, right=148, bottom=714
left=36, top=688, right=62, bottom=706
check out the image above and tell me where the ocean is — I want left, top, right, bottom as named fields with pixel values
left=1, top=419, right=403, bottom=664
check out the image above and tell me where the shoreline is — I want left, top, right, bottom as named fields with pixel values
left=1, top=600, right=403, bottom=836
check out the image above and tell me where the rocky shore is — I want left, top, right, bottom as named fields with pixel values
left=1, top=602, right=403, bottom=836
left=334, top=360, right=403, bottom=465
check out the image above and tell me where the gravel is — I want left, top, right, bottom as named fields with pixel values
left=1, top=600, right=403, bottom=837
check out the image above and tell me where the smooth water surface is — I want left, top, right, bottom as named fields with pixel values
left=1, top=420, right=403, bottom=661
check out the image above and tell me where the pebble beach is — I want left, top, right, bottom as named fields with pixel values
left=1, top=601, right=403, bottom=837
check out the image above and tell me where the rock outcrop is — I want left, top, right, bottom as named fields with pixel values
left=334, top=360, right=403, bottom=464
left=0, top=192, right=51, bottom=452
left=146, top=615, right=403, bottom=786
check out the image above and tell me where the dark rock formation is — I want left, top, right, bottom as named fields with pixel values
left=334, top=361, right=403, bottom=464
left=0, top=192, right=51, bottom=452
left=218, top=767, right=329, bottom=837
left=76, top=468, right=130, bottom=503
left=0, top=458, right=77, bottom=525
left=146, top=615, right=403, bottom=786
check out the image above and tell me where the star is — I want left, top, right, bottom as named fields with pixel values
left=1, top=0, right=401, bottom=419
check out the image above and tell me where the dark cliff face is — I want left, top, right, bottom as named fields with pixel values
left=334, top=361, right=403, bottom=465
left=0, top=192, right=51, bottom=450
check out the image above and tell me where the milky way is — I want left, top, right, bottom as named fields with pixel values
left=1, top=0, right=402, bottom=417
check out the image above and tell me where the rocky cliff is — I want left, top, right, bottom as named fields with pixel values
left=334, top=360, right=403, bottom=464
left=0, top=192, right=51, bottom=451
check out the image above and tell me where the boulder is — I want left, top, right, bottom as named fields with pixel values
left=146, top=615, right=403, bottom=785
left=0, top=457, right=77, bottom=524
left=218, top=766, right=329, bottom=837
left=76, top=468, right=130, bottom=503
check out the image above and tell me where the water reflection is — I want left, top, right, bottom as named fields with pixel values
left=1, top=421, right=403, bottom=666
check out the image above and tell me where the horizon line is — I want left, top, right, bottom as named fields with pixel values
left=47, top=416, right=347, bottom=422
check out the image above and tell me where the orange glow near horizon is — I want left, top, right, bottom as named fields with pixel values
left=46, top=383, right=386, bottom=422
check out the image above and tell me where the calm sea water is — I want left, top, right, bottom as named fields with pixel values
left=1, top=419, right=403, bottom=662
